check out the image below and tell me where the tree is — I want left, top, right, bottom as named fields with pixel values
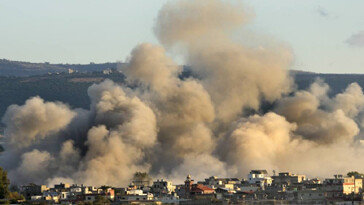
left=8, top=192, right=25, bottom=204
left=0, top=167, right=24, bottom=204
left=0, top=167, right=9, bottom=199
left=347, top=171, right=364, bottom=178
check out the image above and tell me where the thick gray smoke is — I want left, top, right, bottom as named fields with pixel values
left=1, top=0, right=364, bottom=186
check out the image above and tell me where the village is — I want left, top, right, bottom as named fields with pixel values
left=16, top=170, right=364, bottom=204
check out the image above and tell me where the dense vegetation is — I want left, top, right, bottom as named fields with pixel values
left=347, top=171, right=364, bottom=178
left=0, top=167, right=24, bottom=204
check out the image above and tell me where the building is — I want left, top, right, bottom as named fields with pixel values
left=354, top=178, right=363, bottom=194
left=272, top=172, right=306, bottom=186
left=323, top=175, right=360, bottom=199
left=102, top=69, right=112, bottom=75
left=190, top=184, right=215, bottom=196
left=248, top=170, right=273, bottom=189
left=204, top=176, right=241, bottom=189
left=182, top=175, right=215, bottom=198
left=236, top=184, right=260, bottom=193
left=21, top=183, right=48, bottom=200
left=151, top=179, right=176, bottom=196
left=59, top=191, right=70, bottom=200
left=67, top=68, right=75, bottom=74
left=115, top=188, right=154, bottom=202
left=184, top=174, right=195, bottom=198
left=42, top=191, right=61, bottom=203
left=343, top=177, right=355, bottom=195
left=295, top=189, right=325, bottom=201
left=116, top=193, right=154, bottom=202
left=54, top=183, right=70, bottom=190
left=204, top=176, right=225, bottom=188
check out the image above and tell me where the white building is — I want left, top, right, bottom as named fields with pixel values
left=248, top=170, right=272, bottom=189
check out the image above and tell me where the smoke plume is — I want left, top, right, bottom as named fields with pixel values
left=155, top=0, right=292, bottom=122
left=2, top=96, right=76, bottom=148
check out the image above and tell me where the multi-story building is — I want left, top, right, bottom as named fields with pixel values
left=20, top=183, right=48, bottom=200
left=323, top=175, right=362, bottom=198
left=151, top=179, right=176, bottom=196
left=248, top=170, right=273, bottom=189
left=354, top=178, right=363, bottom=194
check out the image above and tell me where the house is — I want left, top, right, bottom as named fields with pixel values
left=354, top=178, right=363, bottom=194
left=102, top=69, right=112, bottom=75
left=83, top=186, right=101, bottom=194
left=151, top=179, right=176, bottom=196
left=204, top=176, right=225, bottom=188
left=21, top=183, right=48, bottom=200
left=204, top=176, right=240, bottom=189
left=116, top=193, right=154, bottom=202
left=30, top=195, right=42, bottom=201
left=323, top=175, right=359, bottom=199
left=54, top=183, right=70, bottom=190
left=69, top=185, right=83, bottom=198
left=343, top=177, right=355, bottom=195
left=190, top=184, right=215, bottom=195
left=184, top=174, right=195, bottom=198
left=60, top=191, right=70, bottom=200
left=182, top=175, right=215, bottom=198
left=235, top=184, right=260, bottom=193
left=248, top=170, right=273, bottom=189
left=43, top=191, right=60, bottom=203
left=272, top=172, right=306, bottom=186
left=227, top=178, right=241, bottom=185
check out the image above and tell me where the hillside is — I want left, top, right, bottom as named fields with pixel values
left=0, top=60, right=363, bottom=125
left=0, top=59, right=119, bottom=76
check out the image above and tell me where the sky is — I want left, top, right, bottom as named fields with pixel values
left=0, top=0, right=363, bottom=73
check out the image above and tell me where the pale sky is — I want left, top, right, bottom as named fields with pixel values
left=0, top=0, right=363, bottom=73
